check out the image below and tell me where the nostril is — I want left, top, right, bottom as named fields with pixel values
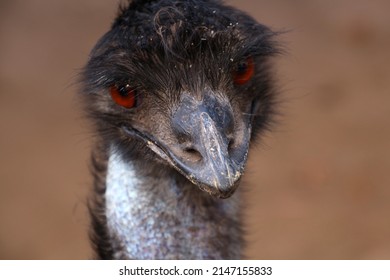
left=227, top=137, right=235, bottom=153
left=185, top=147, right=197, bottom=154
left=183, top=147, right=203, bottom=162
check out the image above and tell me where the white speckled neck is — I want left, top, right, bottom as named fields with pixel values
left=105, top=148, right=242, bottom=259
left=105, top=149, right=142, bottom=259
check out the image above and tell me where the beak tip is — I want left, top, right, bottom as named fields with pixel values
left=197, top=173, right=242, bottom=199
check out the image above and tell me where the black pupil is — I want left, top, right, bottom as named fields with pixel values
left=118, top=86, right=130, bottom=97
left=236, top=61, right=248, bottom=74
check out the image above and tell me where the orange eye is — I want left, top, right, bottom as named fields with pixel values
left=110, top=84, right=139, bottom=109
left=233, top=57, right=255, bottom=85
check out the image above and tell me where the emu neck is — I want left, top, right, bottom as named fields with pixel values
left=105, top=149, right=242, bottom=259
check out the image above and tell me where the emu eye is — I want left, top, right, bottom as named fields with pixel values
left=110, top=84, right=140, bottom=109
left=233, top=57, right=255, bottom=85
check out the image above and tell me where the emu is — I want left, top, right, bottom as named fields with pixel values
left=80, top=0, right=278, bottom=259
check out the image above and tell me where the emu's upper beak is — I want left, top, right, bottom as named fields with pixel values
left=166, top=91, right=251, bottom=198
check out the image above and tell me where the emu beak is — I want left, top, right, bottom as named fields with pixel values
left=124, top=91, right=251, bottom=199
left=172, top=111, right=247, bottom=198
left=167, top=92, right=251, bottom=198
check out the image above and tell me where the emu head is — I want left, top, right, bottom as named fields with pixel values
left=81, top=0, right=277, bottom=198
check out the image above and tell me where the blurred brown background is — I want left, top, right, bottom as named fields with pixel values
left=1, top=0, right=390, bottom=259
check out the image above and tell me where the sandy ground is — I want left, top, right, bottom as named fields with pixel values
left=1, top=0, right=390, bottom=259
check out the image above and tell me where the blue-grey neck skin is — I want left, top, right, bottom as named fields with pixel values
left=105, top=147, right=243, bottom=259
